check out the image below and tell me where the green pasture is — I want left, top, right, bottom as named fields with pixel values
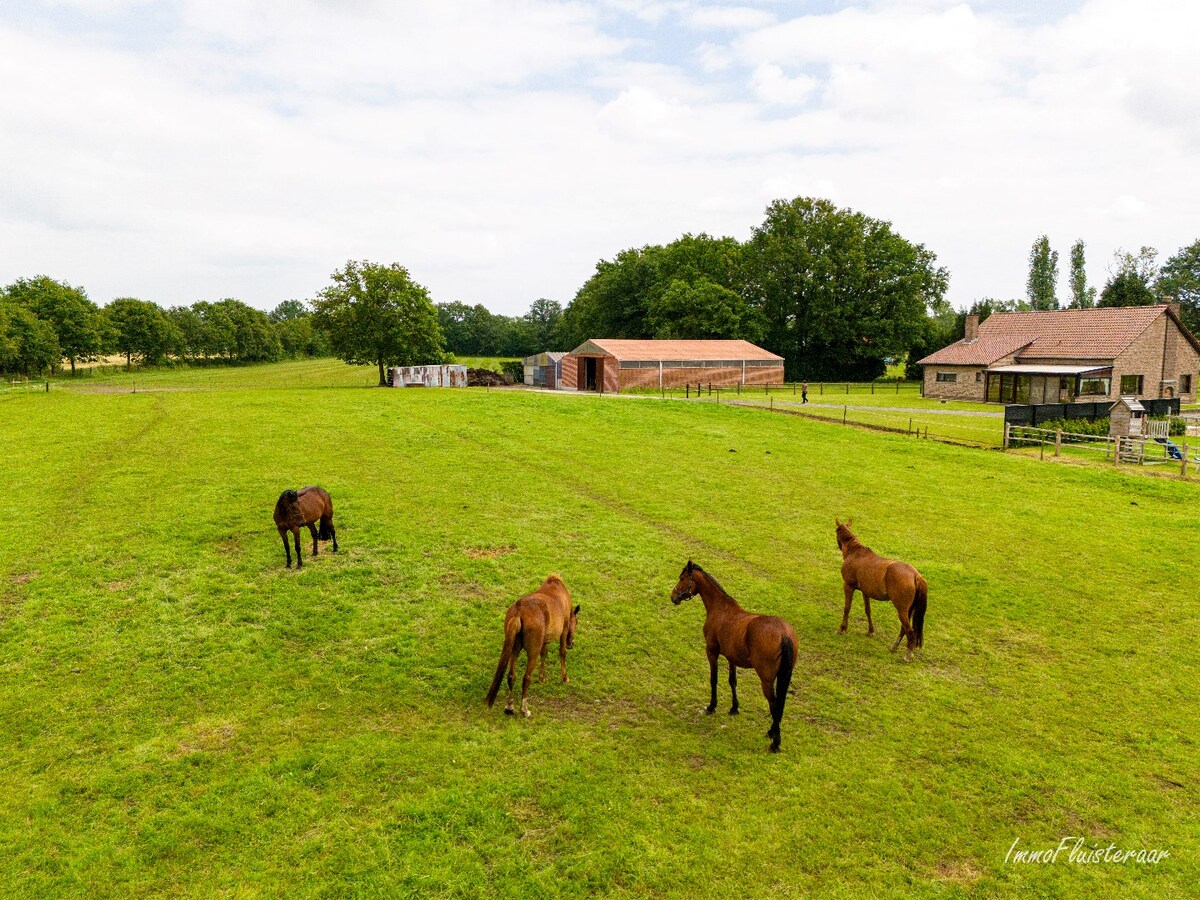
left=1, top=361, right=1197, bottom=897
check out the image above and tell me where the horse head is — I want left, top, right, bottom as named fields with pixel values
left=671, top=560, right=700, bottom=604
left=835, top=518, right=856, bottom=553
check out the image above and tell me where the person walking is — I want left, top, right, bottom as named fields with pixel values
left=801, top=380, right=809, bottom=403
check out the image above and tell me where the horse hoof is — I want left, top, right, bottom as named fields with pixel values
left=705, top=706, right=716, bottom=715
left=867, top=629, right=875, bottom=636
left=504, top=708, right=514, bottom=716
left=837, top=626, right=847, bottom=634
left=562, top=676, right=570, bottom=684
left=729, top=708, right=739, bottom=716
left=522, top=709, right=531, bottom=718
left=770, top=744, right=781, bottom=753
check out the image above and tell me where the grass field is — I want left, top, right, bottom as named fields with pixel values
left=2, top=360, right=1198, bottom=897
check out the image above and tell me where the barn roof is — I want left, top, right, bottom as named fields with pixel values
left=570, top=339, right=783, bottom=362
left=918, top=305, right=1193, bottom=366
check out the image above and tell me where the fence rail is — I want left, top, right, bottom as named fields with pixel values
left=1004, top=423, right=1197, bottom=475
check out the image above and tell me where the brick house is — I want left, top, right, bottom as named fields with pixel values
left=918, top=304, right=1200, bottom=404
left=560, top=339, right=784, bottom=393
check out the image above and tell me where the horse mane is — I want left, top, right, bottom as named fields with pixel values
left=690, top=563, right=735, bottom=601
left=837, top=524, right=867, bottom=554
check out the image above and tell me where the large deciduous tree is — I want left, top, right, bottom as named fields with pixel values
left=1099, top=247, right=1158, bottom=309
left=1026, top=235, right=1059, bottom=310
left=557, top=233, right=751, bottom=349
left=1068, top=239, right=1095, bottom=309
left=3, top=275, right=101, bottom=374
left=103, top=297, right=176, bottom=369
left=312, top=260, right=445, bottom=386
left=0, top=299, right=60, bottom=376
left=1156, top=240, right=1200, bottom=333
left=743, top=197, right=947, bottom=381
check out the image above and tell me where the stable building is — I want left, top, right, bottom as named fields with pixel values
left=560, top=339, right=784, bottom=393
left=918, top=304, right=1200, bottom=404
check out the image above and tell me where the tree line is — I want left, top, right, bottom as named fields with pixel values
left=0, top=276, right=325, bottom=377
left=10, top=199, right=1199, bottom=384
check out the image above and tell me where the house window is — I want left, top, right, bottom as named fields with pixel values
left=1120, top=374, right=1143, bottom=394
left=1182, top=373, right=1194, bottom=393
left=976, top=371, right=983, bottom=382
left=936, top=372, right=957, bottom=383
left=1078, top=376, right=1111, bottom=396
left=986, top=374, right=1001, bottom=401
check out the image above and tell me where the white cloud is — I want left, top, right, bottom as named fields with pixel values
left=750, top=64, right=817, bottom=106
left=2, top=0, right=1200, bottom=313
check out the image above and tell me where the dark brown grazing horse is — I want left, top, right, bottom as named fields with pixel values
left=486, top=574, right=579, bottom=717
left=273, top=487, right=337, bottom=568
left=671, top=561, right=797, bottom=753
left=836, top=519, right=926, bottom=660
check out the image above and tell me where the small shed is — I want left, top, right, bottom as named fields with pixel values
left=389, top=364, right=467, bottom=388
left=1109, top=397, right=1145, bottom=437
left=522, top=352, right=567, bottom=389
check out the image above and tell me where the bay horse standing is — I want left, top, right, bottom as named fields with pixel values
left=273, top=487, right=338, bottom=568
left=835, top=519, right=927, bottom=660
left=670, top=561, right=796, bottom=753
left=486, top=574, right=580, bottom=717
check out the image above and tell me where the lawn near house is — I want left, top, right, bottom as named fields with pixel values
left=1, top=359, right=1196, bottom=897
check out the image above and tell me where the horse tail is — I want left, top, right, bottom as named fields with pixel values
left=486, top=614, right=522, bottom=707
left=911, top=576, right=928, bottom=649
left=318, top=518, right=333, bottom=541
left=774, top=635, right=795, bottom=725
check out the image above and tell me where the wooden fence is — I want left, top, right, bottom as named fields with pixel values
left=1004, top=423, right=1197, bottom=476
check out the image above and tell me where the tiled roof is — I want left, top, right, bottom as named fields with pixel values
left=571, top=339, right=783, bottom=361
left=918, top=333, right=1033, bottom=366
left=918, top=305, right=1172, bottom=366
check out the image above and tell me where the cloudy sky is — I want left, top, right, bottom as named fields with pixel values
left=2, top=0, right=1197, bottom=315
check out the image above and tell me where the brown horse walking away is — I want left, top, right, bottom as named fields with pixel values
left=273, top=487, right=338, bottom=568
left=670, top=561, right=797, bottom=753
left=486, top=574, right=580, bottom=717
left=835, top=519, right=927, bottom=660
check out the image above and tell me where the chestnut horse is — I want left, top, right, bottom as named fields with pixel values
left=486, top=574, right=580, bottom=717
left=273, top=487, right=337, bottom=568
left=670, top=561, right=796, bottom=753
left=835, top=519, right=926, bottom=660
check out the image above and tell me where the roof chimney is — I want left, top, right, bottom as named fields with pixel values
left=1168, top=300, right=1182, bottom=320
left=964, top=314, right=980, bottom=341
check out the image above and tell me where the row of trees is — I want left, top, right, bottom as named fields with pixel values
left=0, top=276, right=325, bottom=377
left=1024, top=235, right=1200, bottom=331
left=436, top=298, right=563, bottom=359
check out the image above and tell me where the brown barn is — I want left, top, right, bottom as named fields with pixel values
left=560, top=339, right=784, bottom=393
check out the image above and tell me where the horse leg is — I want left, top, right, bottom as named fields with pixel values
left=839, top=582, right=854, bottom=633
left=890, top=627, right=904, bottom=653
left=559, top=633, right=569, bottom=684
left=520, top=646, right=538, bottom=717
left=504, top=645, right=519, bottom=715
left=900, top=601, right=916, bottom=662
left=705, top=646, right=719, bottom=714
left=759, top=672, right=779, bottom=747
left=864, top=595, right=874, bottom=635
left=292, top=527, right=303, bottom=568
left=279, top=529, right=292, bottom=568
left=728, top=661, right=739, bottom=715
left=308, top=523, right=319, bottom=557
left=537, top=641, right=549, bottom=683
left=328, top=519, right=338, bottom=552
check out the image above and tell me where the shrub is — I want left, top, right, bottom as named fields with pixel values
left=500, top=360, right=523, bottom=383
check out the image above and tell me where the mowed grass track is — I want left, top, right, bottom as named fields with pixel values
left=1, top=366, right=1197, bottom=897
